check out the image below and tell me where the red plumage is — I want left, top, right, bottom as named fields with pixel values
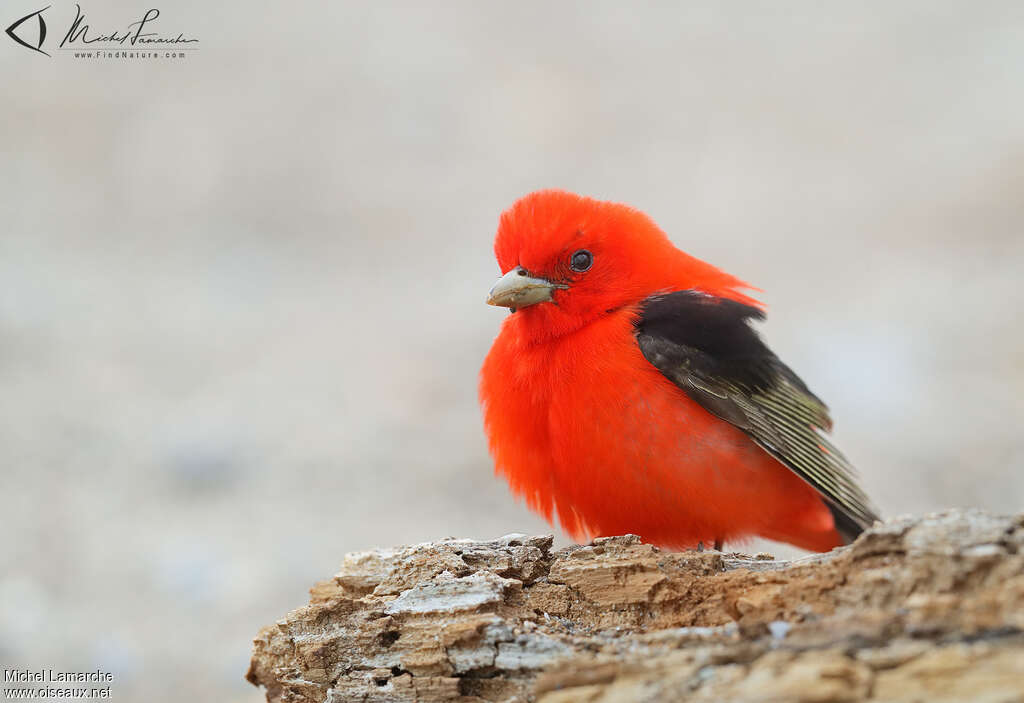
left=479, top=189, right=848, bottom=552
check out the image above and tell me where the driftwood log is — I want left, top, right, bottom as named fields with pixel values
left=248, top=510, right=1024, bottom=702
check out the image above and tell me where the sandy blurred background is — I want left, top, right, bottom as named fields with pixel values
left=1, top=1, right=1022, bottom=700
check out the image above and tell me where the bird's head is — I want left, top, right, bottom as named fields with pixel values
left=487, top=190, right=757, bottom=339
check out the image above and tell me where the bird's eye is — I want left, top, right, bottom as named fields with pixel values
left=570, top=249, right=593, bottom=272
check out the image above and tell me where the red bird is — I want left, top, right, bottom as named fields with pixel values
left=479, top=190, right=878, bottom=552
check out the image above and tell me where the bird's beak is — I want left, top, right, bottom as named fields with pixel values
left=487, top=267, right=565, bottom=309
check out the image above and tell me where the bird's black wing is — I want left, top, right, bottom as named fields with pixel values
left=634, top=290, right=878, bottom=543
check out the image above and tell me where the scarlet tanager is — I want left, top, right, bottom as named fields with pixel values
left=479, top=190, right=879, bottom=552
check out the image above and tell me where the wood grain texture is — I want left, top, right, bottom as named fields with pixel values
left=248, top=510, right=1024, bottom=702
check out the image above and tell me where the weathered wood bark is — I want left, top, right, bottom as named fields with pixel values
left=248, top=510, right=1024, bottom=702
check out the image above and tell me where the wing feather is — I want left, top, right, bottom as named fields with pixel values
left=636, top=291, right=879, bottom=542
